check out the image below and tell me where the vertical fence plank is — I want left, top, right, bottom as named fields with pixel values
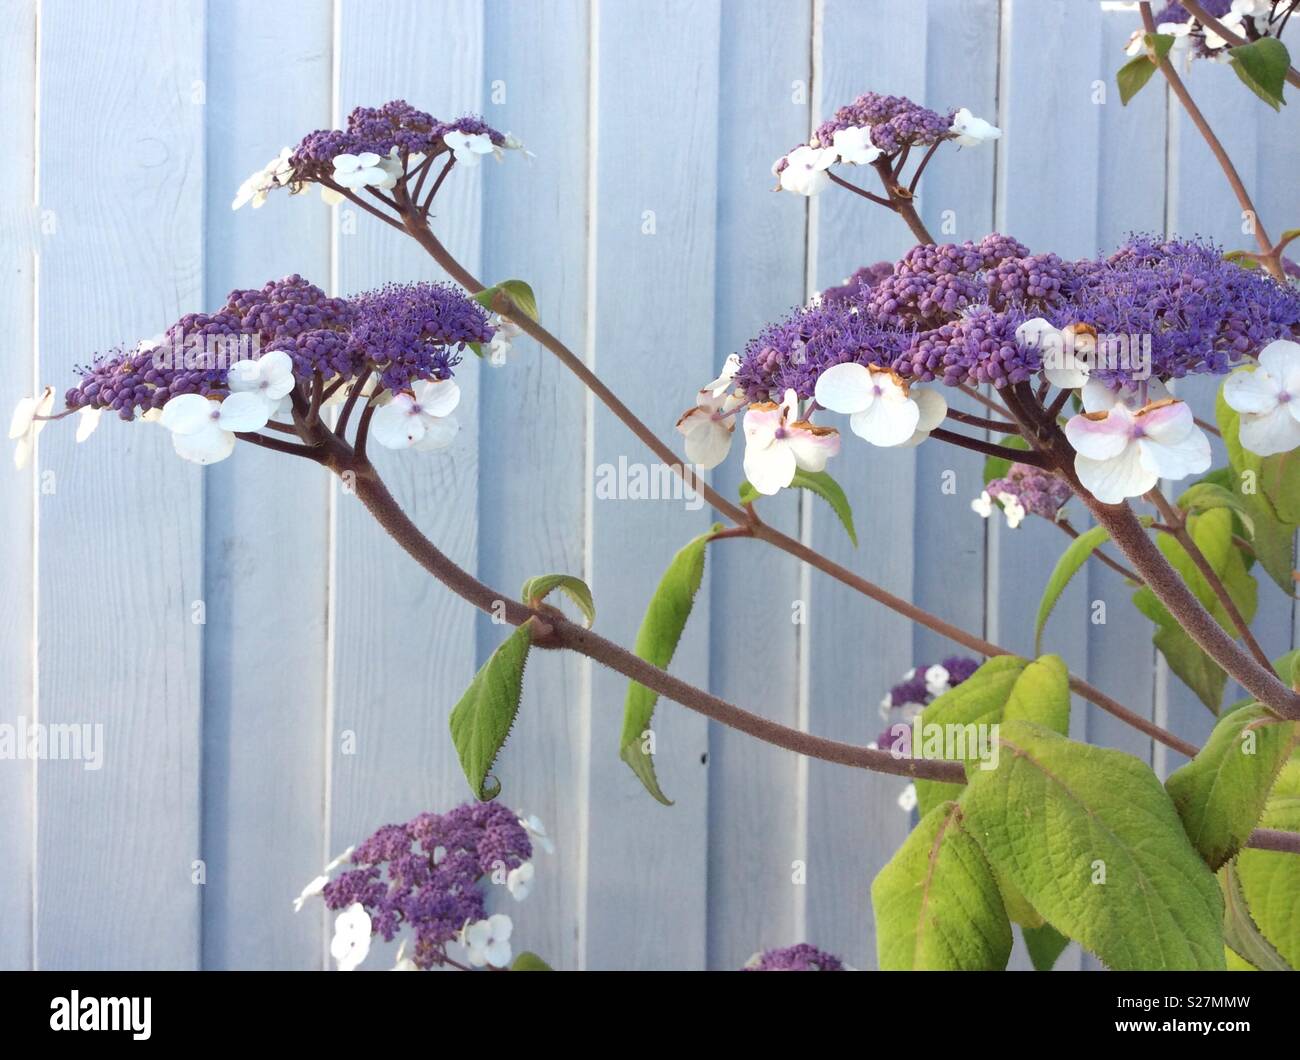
left=582, top=0, right=720, bottom=969
left=328, top=0, right=486, bottom=970
left=0, top=0, right=37, bottom=971
left=804, top=0, right=930, bottom=971
left=705, top=0, right=810, bottom=970
left=35, top=0, right=206, bottom=968
left=478, top=0, right=589, bottom=972
left=200, top=0, right=333, bottom=969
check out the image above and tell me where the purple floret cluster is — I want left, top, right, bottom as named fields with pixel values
left=876, top=657, right=980, bottom=753
left=743, top=943, right=845, bottom=971
left=987, top=462, right=1073, bottom=522
left=65, top=276, right=493, bottom=418
left=322, top=801, right=532, bottom=971
left=290, top=99, right=505, bottom=172
left=732, top=234, right=1300, bottom=401
left=813, top=92, right=954, bottom=154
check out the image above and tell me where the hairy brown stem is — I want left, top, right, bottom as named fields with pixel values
left=827, top=171, right=892, bottom=207
left=1058, top=519, right=1141, bottom=582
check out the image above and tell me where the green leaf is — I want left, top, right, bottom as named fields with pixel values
left=448, top=624, right=533, bottom=800
left=1237, top=758, right=1300, bottom=966
left=471, top=278, right=540, bottom=322
left=1035, top=525, right=1113, bottom=654
left=1178, top=481, right=1255, bottom=540
left=1261, top=449, right=1300, bottom=525
left=1230, top=37, right=1290, bottom=110
left=741, top=469, right=857, bottom=546
left=1116, top=35, right=1175, bottom=105
left=960, top=721, right=1225, bottom=970
left=1166, top=704, right=1299, bottom=869
left=982, top=433, right=1030, bottom=485
left=618, top=527, right=718, bottom=804
left=1003, top=653, right=1071, bottom=736
left=1219, top=864, right=1291, bottom=972
left=913, top=655, right=1027, bottom=816
left=1023, top=923, right=1071, bottom=972
left=871, top=800, right=1012, bottom=970
left=520, top=573, right=595, bottom=627
left=510, top=951, right=554, bottom=971
left=1224, top=249, right=1263, bottom=272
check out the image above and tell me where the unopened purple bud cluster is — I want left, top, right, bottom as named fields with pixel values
left=813, top=92, right=954, bottom=154
left=987, top=462, right=1073, bottom=521
left=733, top=234, right=1300, bottom=400
left=743, top=943, right=845, bottom=971
left=322, top=800, right=532, bottom=971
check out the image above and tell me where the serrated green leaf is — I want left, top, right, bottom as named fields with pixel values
left=1237, top=758, right=1300, bottom=966
left=1261, top=449, right=1300, bottom=525
left=448, top=624, right=533, bottom=800
left=960, top=721, right=1225, bottom=970
left=510, top=951, right=554, bottom=971
left=618, top=527, right=718, bottom=804
left=871, top=800, right=1012, bottom=970
left=1225, top=946, right=1257, bottom=970
left=1219, top=864, right=1291, bottom=972
left=1166, top=705, right=1300, bottom=869
left=1023, top=923, right=1070, bottom=972
left=472, top=278, right=540, bottom=322
left=1035, top=525, right=1113, bottom=654
left=913, top=655, right=1027, bottom=815
left=1117, top=35, right=1174, bottom=106
left=1003, top=653, right=1071, bottom=736
left=982, top=433, right=1030, bottom=485
left=740, top=469, right=857, bottom=546
left=520, top=573, right=595, bottom=627
left=1230, top=37, right=1290, bottom=110
left=1178, top=481, right=1255, bottom=539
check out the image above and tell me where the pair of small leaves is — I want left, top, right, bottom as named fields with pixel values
left=449, top=572, right=594, bottom=800
left=1117, top=33, right=1177, bottom=106
left=619, top=527, right=719, bottom=805
left=875, top=722, right=1224, bottom=970
left=740, top=469, right=858, bottom=547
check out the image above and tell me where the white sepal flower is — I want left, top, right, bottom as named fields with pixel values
left=949, top=107, right=1001, bottom=147
left=894, top=387, right=949, bottom=447
left=506, top=861, right=535, bottom=901
left=1204, top=10, right=1246, bottom=49
left=676, top=383, right=744, bottom=470
left=444, top=131, right=496, bottom=167
left=463, top=914, right=513, bottom=968
left=487, top=318, right=523, bottom=363
left=10, top=386, right=55, bottom=469
left=293, top=874, right=329, bottom=913
left=814, top=362, right=934, bottom=447
left=1222, top=339, right=1300, bottom=457
left=831, top=125, right=881, bottom=166
left=924, top=664, right=950, bottom=697
left=1001, top=494, right=1026, bottom=529
left=518, top=814, right=555, bottom=855
left=777, top=144, right=837, bottom=196
left=75, top=406, right=103, bottom=443
left=232, top=147, right=296, bottom=210
left=742, top=389, right=841, bottom=496
left=897, top=784, right=918, bottom=813
left=332, top=152, right=391, bottom=190
left=160, top=391, right=270, bottom=465
left=1081, top=376, right=1170, bottom=414
left=325, top=846, right=355, bottom=873
left=369, top=379, right=460, bottom=451
left=1064, top=398, right=1211, bottom=504
left=1017, top=317, right=1097, bottom=390
left=392, top=939, right=419, bottom=971
left=704, top=353, right=741, bottom=398
left=330, top=902, right=372, bottom=972
left=226, top=349, right=297, bottom=410
left=971, top=490, right=995, bottom=518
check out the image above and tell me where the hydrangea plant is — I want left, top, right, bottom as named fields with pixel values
left=11, top=3, right=1300, bottom=971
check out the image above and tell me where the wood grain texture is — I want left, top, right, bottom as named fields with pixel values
left=477, top=0, right=589, bottom=972
left=705, top=0, right=809, bottom=970
left=0, top=0, right=37, bottom=972
left=200, top=0, right=333, bottom=970
left=581, top=0, right=721, bottom=970
left=35, top=0, right=206, bottom=969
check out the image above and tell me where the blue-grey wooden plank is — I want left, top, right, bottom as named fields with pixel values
left=200, top=0, right=333, bottom=970
left=582, top=0, right=721, bottom=970
left=705, top=0, right=810, bottom=970
left=0, top=0, right=37, bottom=972
left=35, top=0, right=206, bottom=969
left=328, top=0, right=486, bottom=971
left=804, top=0, right=930, bottom=972
left=477, top=0, right=590, bottom=973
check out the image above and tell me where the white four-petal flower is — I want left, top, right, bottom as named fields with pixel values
left=814, top=362, right=947, bottom=448
left=897, top=783, right=918, bottom=813
left=1064, top=398, right=1211, bottom=504
left=777, top=144, right=838, bottom=196
left=742, top=389, right=841, bottom=496
left=831, top=125, right=882, bottom=166
left=330, top=902, right=372, bottom=972
left=463, top=913, right=513, bottom=968
left=444, top=131, right=496, bottom=167
left=369, top=379, right=461, bottom=451
left=506, top=861, right=535, bottom=902
left=160, top=391, right=271, bottom=465
left=518, top=814, right=555, bottom=855
left=949, top=107, right=1001, bottom=147
left=332, top=151, right=398, bottom=191
left=676, top=361, right=745, bottom=470
left=227, top=350, right=296, bottom=409
left=1222, top=339, right=1300, bottom=457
